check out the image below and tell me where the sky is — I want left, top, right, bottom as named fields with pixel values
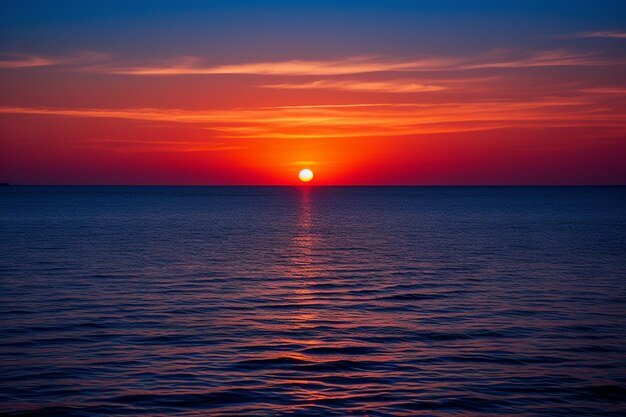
left=1, top=0, right=625, bottom=185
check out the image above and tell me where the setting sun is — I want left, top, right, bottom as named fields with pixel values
left=298, top=168, right=314, bottom=183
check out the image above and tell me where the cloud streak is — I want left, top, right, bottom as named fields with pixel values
left=1, top=96, right=623, bottom=142
left=93, top=55, right=458, bottom=76
left=0, top=52, right=111, bottom=69
left=0, top=55, right=59, bottom=68
left=2, top=49, right=618, bottom=77
left=582, top=87, right=626, bottom=94
left=89, top=49, right=614, bottom=76
left=262, top=79, right=447, bottom=93
left=561, top=30, right=626, bottom=39
left=80, top=138, right=245, bottom=153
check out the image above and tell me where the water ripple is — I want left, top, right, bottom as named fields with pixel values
left=1, top=186, right=625, bottom=416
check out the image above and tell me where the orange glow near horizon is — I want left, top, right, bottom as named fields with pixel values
left=0, top=4, right=625, bottom=185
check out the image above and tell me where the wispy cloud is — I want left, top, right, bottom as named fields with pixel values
left=560, top=30, right=626, bottom=39
left=80, top=138, right=245, bottom=153
left=1, top=96, right=622, bottom=142
left=0, top=55, right=59, bottom=68
left=461, top=49, right=608, bottom=69
left=89, top=49, right=613, bottom=76
left=262, top=79, right=447, bottom=93
left=0, top=52, right=111, bottom=69
left=581, top=87, right=626, bottom=94
left=92, top=55, right=459, bottom=76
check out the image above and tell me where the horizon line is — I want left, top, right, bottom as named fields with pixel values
left=3, top=184, right=625, bottom=187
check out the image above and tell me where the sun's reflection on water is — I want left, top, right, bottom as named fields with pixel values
left=289, top=187, right=321, bottom=279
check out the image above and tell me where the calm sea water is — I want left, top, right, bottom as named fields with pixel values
left=1, top=186, right=625, bottom=416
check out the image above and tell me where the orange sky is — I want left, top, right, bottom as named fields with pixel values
left=1, top=1, right=625, bottom=184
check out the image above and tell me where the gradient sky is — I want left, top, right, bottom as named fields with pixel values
left=1, top=0, right=625, bottom=185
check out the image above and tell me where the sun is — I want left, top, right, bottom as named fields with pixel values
left=298, top=168, right=314, bottom=183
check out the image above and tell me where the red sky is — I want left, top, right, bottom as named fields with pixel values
left=1, top=1, right=625, bottom=185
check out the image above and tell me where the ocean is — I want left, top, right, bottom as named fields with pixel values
left=1, top=186, right=625, bottom=416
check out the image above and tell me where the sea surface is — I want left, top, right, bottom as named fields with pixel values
left=1, top=186, right=625, bottom=416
